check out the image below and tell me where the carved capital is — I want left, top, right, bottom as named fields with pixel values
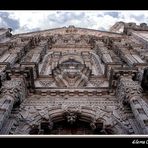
left=1, top=77, right=26, bottom=103
left=116, top=76, right=143, bottom=105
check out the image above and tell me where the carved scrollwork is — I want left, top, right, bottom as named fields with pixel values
left=88, top=79, right=105, bottom=87
left=1, top=78, right=26, bottom=102
left=39, top=79, right=56, bottom=87
left=116, top=76, right=143, bottom=104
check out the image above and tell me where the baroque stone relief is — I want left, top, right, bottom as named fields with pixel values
left=12, top=103, right=132, bottom=133
left=1, top=23, right=148, bottom=134
left=1, top=78, right=27, bottom=102
left=38, top=79, right=57, bottom=87
left=9, top=94, right=138, bottom=134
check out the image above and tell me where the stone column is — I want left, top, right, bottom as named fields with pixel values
left=116, top=76, right=148, bottom=134
left=0, top=77, right=27, bottom=130
left=0, top=95, right=14, bottom=129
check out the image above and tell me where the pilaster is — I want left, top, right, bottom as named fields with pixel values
left=116, top=75, right=148, bottom=134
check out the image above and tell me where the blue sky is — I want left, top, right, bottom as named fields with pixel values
left=0, top=11, right=148, bottom=34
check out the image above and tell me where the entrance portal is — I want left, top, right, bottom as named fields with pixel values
left=50, top=120, right=93, bottom=135
left=29, top=119, right=114, bottom=135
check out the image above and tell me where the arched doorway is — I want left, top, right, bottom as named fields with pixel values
left=50, top=120, right=93, bottom=135
left=28, top=106, right=115, bottom=135
left=29, top=119, right=114, bottom=135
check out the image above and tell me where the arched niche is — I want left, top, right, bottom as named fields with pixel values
left=27, top=107, right=116, bottom=135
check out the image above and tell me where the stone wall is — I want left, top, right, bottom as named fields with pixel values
left=0, top=22, right=148, bottom=134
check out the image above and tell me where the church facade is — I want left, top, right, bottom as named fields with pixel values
left=0, top=22, right=148, bottom=135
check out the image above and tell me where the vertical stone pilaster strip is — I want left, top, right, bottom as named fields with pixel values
left=0, top=77, right=27, bottom=130
left=117, top=76, right=148, bottom=134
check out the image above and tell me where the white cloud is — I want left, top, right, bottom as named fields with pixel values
left=0, top=10, right=148, bottom=34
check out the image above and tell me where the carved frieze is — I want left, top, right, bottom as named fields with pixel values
left=38, top=79, right=57, bottom=87
left=116, top=76, right=143, bottom=103
left=11, top=97, right=138, bottom=134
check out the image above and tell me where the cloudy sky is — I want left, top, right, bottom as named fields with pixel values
left=0, top=10, right=148, bottom=34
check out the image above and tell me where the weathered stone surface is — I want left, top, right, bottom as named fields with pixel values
left=0, top=22, right=148, bottom=135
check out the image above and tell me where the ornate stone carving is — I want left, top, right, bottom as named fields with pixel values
left=1, top=77, right=27, bottom=102
left=53, top=58, right=91, bottom=88
left=116, top=76, right=143, bottom=103
left=87, top=79, right=105, bottom=87
left=0, top=76, right=27, bottom=131
left=1, top=23, right=148, bottom=134
left=65, top=112, right=77, bottom=124
left=38, top=79, right=56, bottom=87
left=116, top=75, right=148, bottom=134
